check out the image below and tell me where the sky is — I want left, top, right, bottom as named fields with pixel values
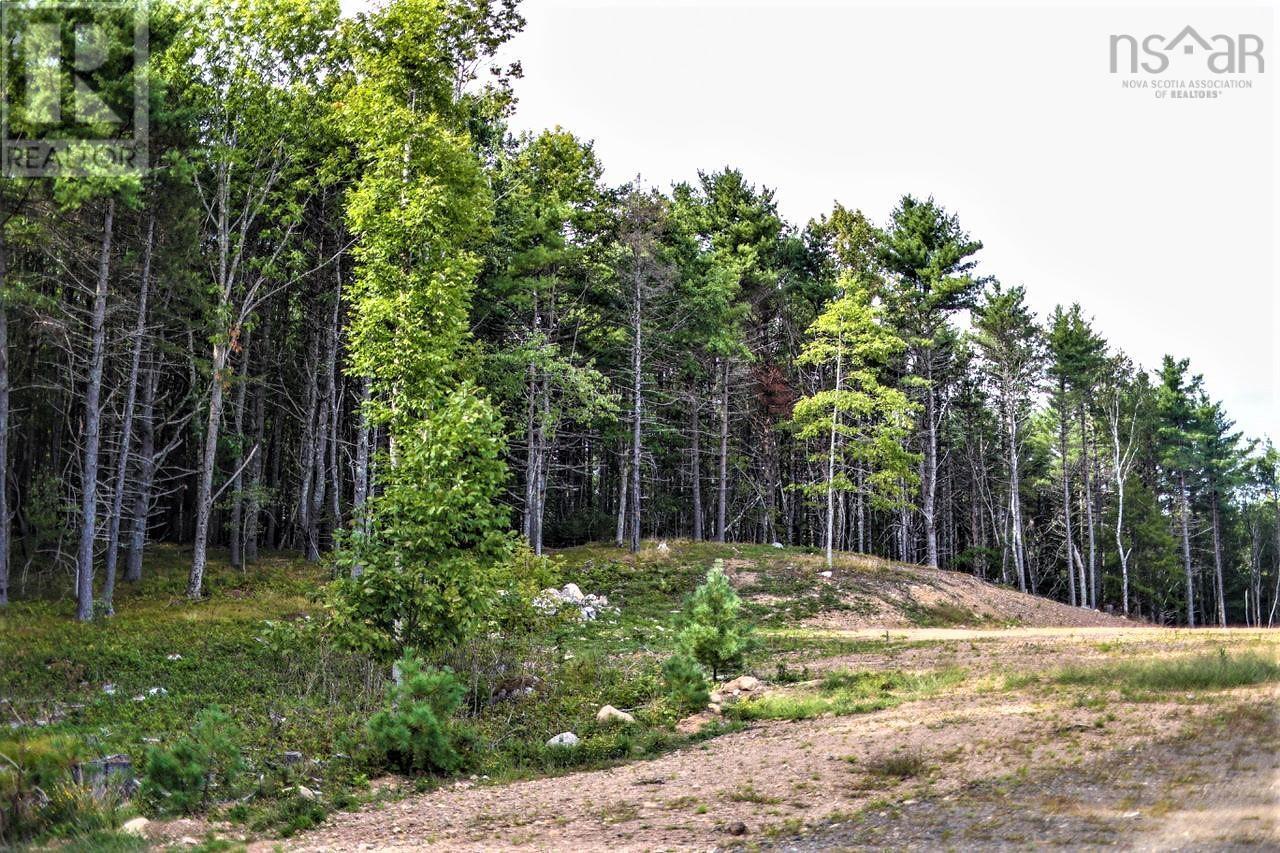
left=488, top=0, right=1278, bottom=443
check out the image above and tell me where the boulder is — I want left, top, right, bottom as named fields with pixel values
left=561, top=583, right=585, bottom=603
left=120, top=816, right=150, bottom=837
left=722, top=675, right=760, bottom=693
left=727, top=820, right=749, bottom=836
left=296, top=785, right=317, bottom=801
left=546, top=732, right=579, bottom=748
left=771, top=541, right=784, bottom=549
left=595, top=705, right=635, bottom=725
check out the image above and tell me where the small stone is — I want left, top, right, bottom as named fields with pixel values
left=706, top=703, right=722, bottom=715
left=561, top=583, right=585, bottom=603
left=166, top=653, right=183, bottom=661
left=282, top=751, right=304, bottom=766
left=147, top=686, right=168, bottom=696
left=595, top=705, right=636, bottom=725
left=121, top=816, right=150, bottom=837
left=296, top=785, right=317, bottom=801
left=546, top=732, right=579, bottom=748
left=819, top=570, right=833, bottom=578
left=727, top=820, right=749, bottom=836
left=179, top=837, right=200, bottom=847
left=772, top=541, right=784, bottom=549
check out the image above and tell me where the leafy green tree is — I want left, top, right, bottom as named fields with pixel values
left=792, top=279, right=917, bottom=567
left=141, top=706, right=244, bottom=815
left=877, top=195, right=983, bottom=569
left=972, top=283, right=1043, bottom=592
left=675, top=560, right=756, bottom=679
left=1155, top=356, right=1204, bottom=626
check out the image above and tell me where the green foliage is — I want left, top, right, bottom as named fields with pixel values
left=0, top=735, right=82, bottom=842
left=327, top=392, right=511, bottom=660
left=674, top=561, right=757, bottom=680
left=366, top=651, right=470, bottom=774
left=141, top=705, right=244, bottom=815
left=661, top=654, right=710, bottom=715
left=791, top=281, right=919, bottom=510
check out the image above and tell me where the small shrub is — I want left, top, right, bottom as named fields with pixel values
left=0, top=735, right=82, bottom=842
left=861, top=751, right=929, bottom=779
left=141, top=706, right=245, bottom=815
left=661, top=654, right=710, bottom=714
left=366, top=651, right=470, bottom=774
left=675, top=561, right=757, bottom=680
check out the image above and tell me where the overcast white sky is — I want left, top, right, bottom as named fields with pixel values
left=489, top=0, right=1277, bottom=443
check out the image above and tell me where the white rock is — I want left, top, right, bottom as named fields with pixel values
left=166, top=653, right=183, bottom=661
left=102, top=684, right=117, bottom=695
left=296, top=785, right=317, bottom=801
left=147, top=686, right=168, bottom=696
left=546, top=732, right=579, bottom=748
left=771, top=541, right=785, bottom=549
left=722, top=675, right=760, bottom=693
left=561, top=583, right=585, bottom=603
left=121, top=816, right=150, bottom=837
left=819, top=570, right=833, bottom=578
left=595, top=705, right=635, bottom=725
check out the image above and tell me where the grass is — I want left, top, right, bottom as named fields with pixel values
left=1055, top=650, right=1280, bottom=692
left=727, top=668, right=965, bottom=721
left=860, top=751, right=930, bottom=779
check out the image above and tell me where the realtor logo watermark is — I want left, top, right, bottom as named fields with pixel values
left=1, top=0, right=148, bottom=177
left=1110, top=26, right=1265, bottom=100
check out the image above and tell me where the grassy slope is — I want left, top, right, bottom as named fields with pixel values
left=0, top=538, right=1143, bottom=844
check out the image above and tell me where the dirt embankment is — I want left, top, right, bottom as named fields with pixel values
left=724, top=549, right=1137, bottom=631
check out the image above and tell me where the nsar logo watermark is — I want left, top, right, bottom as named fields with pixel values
left=1109, top=26, right=1265, bottom=100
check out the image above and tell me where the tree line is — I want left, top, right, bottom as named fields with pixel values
left=1, top=0, right=1275, bottom=628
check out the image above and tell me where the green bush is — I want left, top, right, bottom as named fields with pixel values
left=0, top=735, right=82, bottom=842
left=675, top=561, right=757, bottom=679
left=141, top=706, right=245, bottom=815
left=326, top=397, right=511, bottom=661
left=366, top=651, right=471, bottom=774
left=661, top=654, right=710, bottom=714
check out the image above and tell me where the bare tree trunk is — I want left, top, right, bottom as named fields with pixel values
left=922, top=353, right=939, bottom=569
left=1080, top=405, right=1097, bottom=607
left=825, top=340, right=843, bottom=568
left=0, top=201, right=9, bottom=607
left=188, top=342, right=227, bottom=599
left=615, top=452, right=628, bottom=548
left=690, top=393, right=703, bottom=540
left=296, top=329, right=320, bottom=560
left=102, top=213, right=154, bottom=611
left=1180, top=472, right=1195, bottom=627
left=243, top=367, right=266, bottom=565
left=76, top=201, right=115, bottom=621
left=716, top=358, right=729, bottom=543
left=1210, top=490, right=1226, bottom=627
left=1008, top=406, right=1027, bottom=592
left=125, top=357, right=159, bottom=583
left=227, top=330, right=252, bottom=569
left=1058, top=380, right=1077, bottom=607
left=628, top=285, right=642, bottom=554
